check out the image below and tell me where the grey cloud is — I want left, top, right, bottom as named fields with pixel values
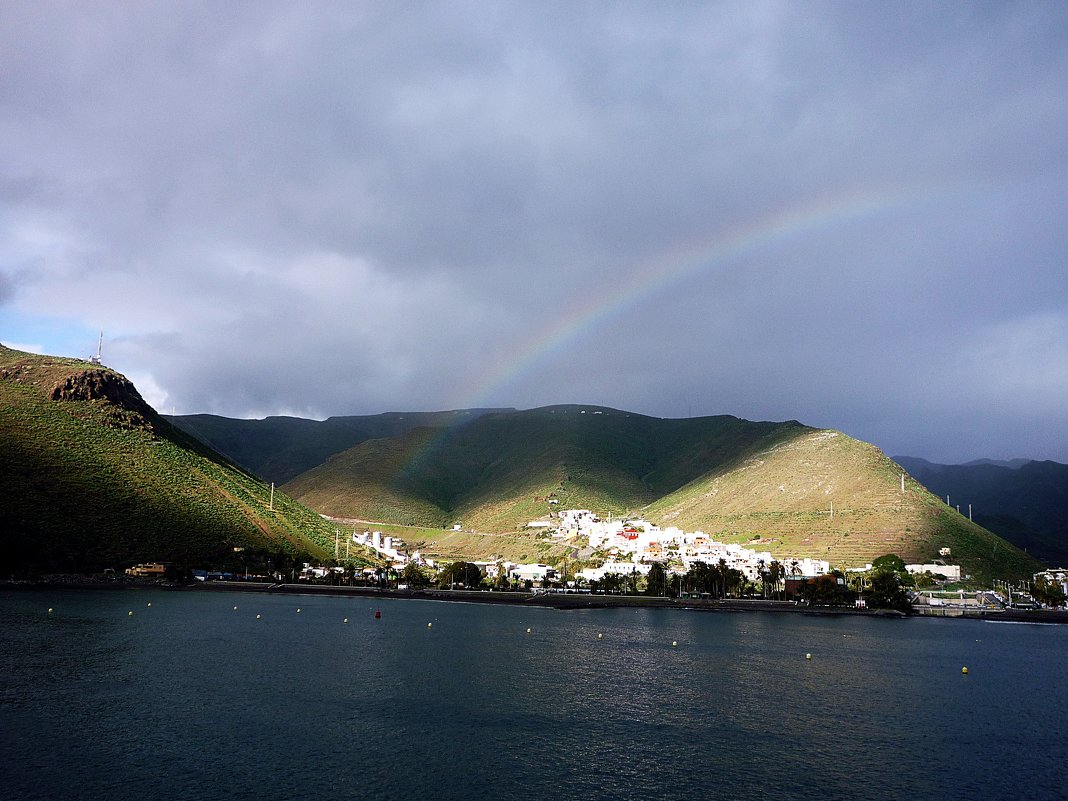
left=2, top=1, right=1067, bottom=462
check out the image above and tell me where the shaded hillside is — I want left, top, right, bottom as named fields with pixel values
left=282, top=405, right=809, bottom=532
left=0, top=345, right=373, bottom=572
left=167, top=408, right=510, bottom=484
left=647, top=430, right=1038, bottom=581
left=895, top=456, right=1068, bottom=566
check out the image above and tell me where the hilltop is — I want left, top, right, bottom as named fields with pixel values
left=0, top=345, right=374, bottom=573
left=201, top=404, right=1043, bottom=582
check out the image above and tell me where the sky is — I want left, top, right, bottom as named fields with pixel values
left=2, top=1, right=1067, bottom=464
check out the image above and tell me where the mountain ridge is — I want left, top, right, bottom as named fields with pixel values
left=894, top=455, right=1068, bottom=566
left=245, top=406, right=1040, bottom=581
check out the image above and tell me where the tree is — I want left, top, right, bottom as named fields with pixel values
left=438, top=561, right=484, bottom=589
left=866, top=567, right=911, bottom=612
left=872, top=553, right=906, bottom=573
left=646, top=562, right=668, bottom=596
left=401, top=562, right=430, bottom=589
left=766, top=560, right=785, bottom=599
left=804, top=571, right=854, bottom=606
left=1032, top=576, right=1066, bottom=608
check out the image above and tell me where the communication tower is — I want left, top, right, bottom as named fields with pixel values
left=88, top=330, right=104, bottom=365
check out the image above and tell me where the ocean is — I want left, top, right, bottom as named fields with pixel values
left=1, top=588, right=1065, bottom=800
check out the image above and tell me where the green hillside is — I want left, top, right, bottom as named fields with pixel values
left=283, top=406, right=805, bottom=529
left=280, top=405, right=1038, bottom=582
left=168, top=408, right=510, bottom=484
left=0, top=345, right=375, bottom=573
left=645, top=429, right=1038, bottom=582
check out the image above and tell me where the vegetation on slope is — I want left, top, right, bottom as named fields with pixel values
left=0, top=345, right=374, bottom=573
left=168, top=408, right=510, bottom=484
left=282, top=406, right=808, bottom=532
left=645, top=429, right=1039, bottom=582
left=895, top=456, right=1068, bottom=566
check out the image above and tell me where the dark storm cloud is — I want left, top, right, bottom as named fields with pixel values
left=2, top=1, right=1067, bottom=462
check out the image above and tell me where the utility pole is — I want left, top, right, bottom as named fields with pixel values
left=830, top=500, right=834, bottom=521
left=900, top=473, right=905, bottom=493
left=334, top=529, right=340, bottom=561
left=269, top=482, right=275, bottom=511
left=969, top=504, right=973, bottom=521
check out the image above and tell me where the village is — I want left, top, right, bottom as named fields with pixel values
left=333, top=509, right=831, bottom=590
left=121, top=509, right=1065, bottom=611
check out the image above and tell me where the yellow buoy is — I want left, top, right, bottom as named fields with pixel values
left=805, top=653, right=812, bottom=660
left=962, top=666, right=969, bottom=674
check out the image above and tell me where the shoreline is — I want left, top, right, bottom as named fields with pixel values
left=7, top=578, right=1068, bottom=623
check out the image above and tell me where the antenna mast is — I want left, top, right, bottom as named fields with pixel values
left=89, top=330, right=104, bottom=365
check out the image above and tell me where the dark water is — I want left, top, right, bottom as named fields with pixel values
left=2, top=589, right=1065, bottom=801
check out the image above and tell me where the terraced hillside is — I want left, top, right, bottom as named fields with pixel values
left=278, top=405, right=1038, bottom=580
left=282, top=406, right=807, bottom=529
left=646, top=429, right=1037, bottom=581
left=0, top=345, right=374, bottom=572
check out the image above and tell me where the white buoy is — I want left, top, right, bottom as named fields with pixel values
left=147, top=602, right=152, bottom=608
left=962, top=666, right=969, bottom=674
left=597, top=633, right=603, bottom=640
left=256, top=614, right=261, bottom=620
left=672, top=641, right=678, bottom=647
left=805, top=653, right=812, bottom=660
left=128, top=611, right=134, bottom=616
left=343, top=618, right=349, bottom=624
left=526, top=627, right=532, bottom=634
left=427, top=622, right=433, bottom=628
left=233, top=606, right=238, bottom=611
left=296, top=608, right=301, bottom=613
left=48, top=608, right=53, bottom=614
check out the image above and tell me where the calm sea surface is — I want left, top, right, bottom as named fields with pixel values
left=1, top=588, right=1065, bottom=801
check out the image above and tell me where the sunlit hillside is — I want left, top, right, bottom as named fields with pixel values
left=0, top=345, right=374, bottom=572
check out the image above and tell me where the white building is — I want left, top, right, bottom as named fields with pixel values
left=508, top=563, right=558, bottom=583
left=906, top=564, right=962, bottom=582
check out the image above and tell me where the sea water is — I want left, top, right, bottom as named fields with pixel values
left=1, top=588, right=1065, bottom=801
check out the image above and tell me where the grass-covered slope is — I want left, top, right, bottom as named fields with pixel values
left=646, top=429, right=1039, bottom=581
left=283, top=406, right=808, bottom=530
left=0, top=345, right=371, bottom=572
left=895, top=456, right=1068, bottom=566
left=168, top=408, right=510, bottom=484
left=280, top=405, right=1038, bottom=581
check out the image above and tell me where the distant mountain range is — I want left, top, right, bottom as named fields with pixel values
left=169, top=406, right=1040, bottom=581
left=895, top=456, right=1068, bottom=566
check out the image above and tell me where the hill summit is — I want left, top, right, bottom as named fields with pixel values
left=0, top=345, right=367, bottom=573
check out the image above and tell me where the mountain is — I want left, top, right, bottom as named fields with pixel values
left=261, top=405, right=1038, bottom=581
left=0, top=345, right=370, bottom=573
left=894, top=456, right=1068, bottom=566
left=167, top=408, right=510, bottom=484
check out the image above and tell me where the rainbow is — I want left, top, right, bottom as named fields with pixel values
left=450, top=182, right=947, bottom=411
